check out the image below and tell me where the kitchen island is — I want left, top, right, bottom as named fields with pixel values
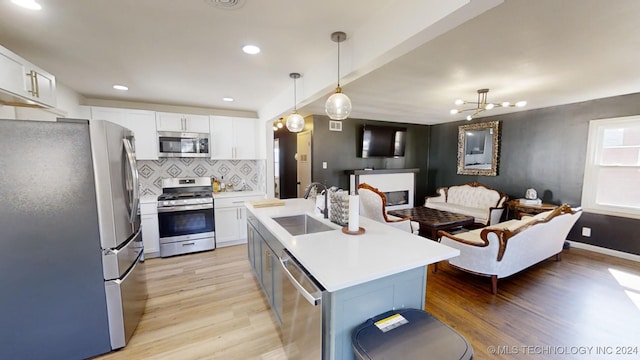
left=246, top=198, right=459, bottom=360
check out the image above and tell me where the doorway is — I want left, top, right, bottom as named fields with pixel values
left=296, top=131, right=312, bottom=198
left=273, top=138, right=280, bottom=198
left=273, top=127, right=300, bottom=199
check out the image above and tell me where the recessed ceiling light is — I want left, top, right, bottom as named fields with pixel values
left=222, top=97, right=234, bottom=102
left=11, top=0, right=42, bottom=10
left=113, top=85, right=129, bottom=91
left=242, top=45, right=260, bottom=55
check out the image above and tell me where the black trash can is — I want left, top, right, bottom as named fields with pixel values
left=352, top=308, right=473, bottom=360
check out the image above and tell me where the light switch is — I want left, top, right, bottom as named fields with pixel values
left=322, top=162, right=327, bottom=169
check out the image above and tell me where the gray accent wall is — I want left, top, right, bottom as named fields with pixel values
left=428, top=93, right=640, bottom=256
left=310, top=115, right=431, bottom=203
left=283, top=93, right=640, bottom=256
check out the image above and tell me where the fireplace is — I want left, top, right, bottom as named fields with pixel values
left=346, top=168, right=418, bottom=211
left=384, top=190, right=409, bottom=207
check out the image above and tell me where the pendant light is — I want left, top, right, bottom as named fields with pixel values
left=325, top=31, right=352, bottom=120
left=285, top=72, right=305, bottom=132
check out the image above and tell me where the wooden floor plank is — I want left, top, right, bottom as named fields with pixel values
left=94, top=245, right=640, bottom=360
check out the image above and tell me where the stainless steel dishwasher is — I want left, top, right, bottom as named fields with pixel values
left=278, top=249, right=324, bottom=359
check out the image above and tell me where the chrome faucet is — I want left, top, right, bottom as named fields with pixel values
left=303, top=182, right=329, bottom=218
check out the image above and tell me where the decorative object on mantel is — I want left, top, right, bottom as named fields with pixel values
left=457, top=121, right=501, bottom=176
left=285, top=72, right=305, bottom=132
left=325, top=31, right=352, bottom=120
left=450, top=88, right=526, bottom=121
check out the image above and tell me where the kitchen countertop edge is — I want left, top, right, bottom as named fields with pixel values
left=246, top=198, right=459, bottom=292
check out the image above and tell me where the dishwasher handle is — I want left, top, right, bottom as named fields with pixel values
left=278, top=255, right=322, bottom=306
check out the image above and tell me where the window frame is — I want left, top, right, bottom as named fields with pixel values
left=581, top=115, right=640, bottom=219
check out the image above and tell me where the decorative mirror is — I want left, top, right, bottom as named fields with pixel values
left=457, top=120, right=501, bottom=176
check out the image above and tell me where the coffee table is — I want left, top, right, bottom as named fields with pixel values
left=388, top=207, right=475, bottom=241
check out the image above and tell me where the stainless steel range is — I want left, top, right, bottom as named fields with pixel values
left=157, top=177, right=215, bottom=257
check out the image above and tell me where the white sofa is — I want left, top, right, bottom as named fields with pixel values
left=438, top=204, right=582, bottom=294
left=424, top=182, right=507, bottom=226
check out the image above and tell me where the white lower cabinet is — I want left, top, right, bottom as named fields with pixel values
left=214, top=193, right=265, bottom=247
left=140, top=201, right=160, bottom=258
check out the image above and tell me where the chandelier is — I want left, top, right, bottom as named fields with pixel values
left=450, top=88, right=526, bottom=121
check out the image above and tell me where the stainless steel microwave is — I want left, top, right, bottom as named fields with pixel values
left=158, top=131, right=210, bottom=158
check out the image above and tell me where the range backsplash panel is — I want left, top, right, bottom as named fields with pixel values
left=137, top=158, right=265, bottom=195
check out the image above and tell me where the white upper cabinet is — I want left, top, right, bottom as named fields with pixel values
left=90, top=107, right=159, bottom=160
left=156, top=112, right=210, bottom=133
left=210, top=116, right=260, bottom=159
left=0, top=44, right=56, bottom=108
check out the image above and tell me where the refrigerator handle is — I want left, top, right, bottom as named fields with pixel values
left=123, top=138, right=140, bottom=224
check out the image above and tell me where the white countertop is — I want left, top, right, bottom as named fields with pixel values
left=247, top=198, right=459, bottom=292
left=213, top=190, right=265, bottom=199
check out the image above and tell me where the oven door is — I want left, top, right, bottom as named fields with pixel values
left=157, top=204, right=215, bottom=241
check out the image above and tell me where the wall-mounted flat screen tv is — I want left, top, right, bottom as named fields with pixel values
left=361, top=125, right=407, bottom=158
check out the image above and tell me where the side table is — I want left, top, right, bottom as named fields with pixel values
left=506, top=199, right=557, bottom=219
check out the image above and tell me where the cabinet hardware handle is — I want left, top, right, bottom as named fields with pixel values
left=26, top=70, right=39, bottom=98
left=182, top=242, right=196, bottom=246
left=265, top=249, right=270, bottom=267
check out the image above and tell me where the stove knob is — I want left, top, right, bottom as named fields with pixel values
left=170, top=200, right=176, bottom=205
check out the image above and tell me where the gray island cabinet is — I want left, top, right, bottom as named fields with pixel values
left=246, top=198, right=459, bottom=360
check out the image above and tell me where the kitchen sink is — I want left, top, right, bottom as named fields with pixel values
left=272, top=214, right=336, bottom=236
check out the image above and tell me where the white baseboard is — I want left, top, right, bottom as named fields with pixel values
left=568, top=241, right=640, bottom=262
left=217, top=239, right=248, bottom=248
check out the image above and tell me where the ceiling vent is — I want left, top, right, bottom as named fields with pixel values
left=204, top=0, right=245, bottom=10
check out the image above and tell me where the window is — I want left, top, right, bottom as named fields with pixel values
left=582, top=115, right=640, bottom=219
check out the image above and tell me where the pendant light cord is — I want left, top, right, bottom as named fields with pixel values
left=293, top=77, right=297, bottom=111
left=336, top=39, right=341, bottom=87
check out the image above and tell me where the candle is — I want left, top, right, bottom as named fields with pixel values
left=348, top=194, right=359, bottom=232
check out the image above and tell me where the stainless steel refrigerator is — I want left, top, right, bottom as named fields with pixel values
left=0, top=118, right=148, bottom=359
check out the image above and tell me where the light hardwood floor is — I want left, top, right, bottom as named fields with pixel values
left=95, top=245, right=640, bottom=360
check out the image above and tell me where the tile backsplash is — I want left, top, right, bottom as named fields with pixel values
left=137, top=158, right=266, bottom=195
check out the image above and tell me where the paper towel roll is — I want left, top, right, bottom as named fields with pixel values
left=348, top=194, right=359, bottom=232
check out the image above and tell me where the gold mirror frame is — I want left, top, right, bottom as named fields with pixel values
left=457, top=120, right=501, bottom=176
